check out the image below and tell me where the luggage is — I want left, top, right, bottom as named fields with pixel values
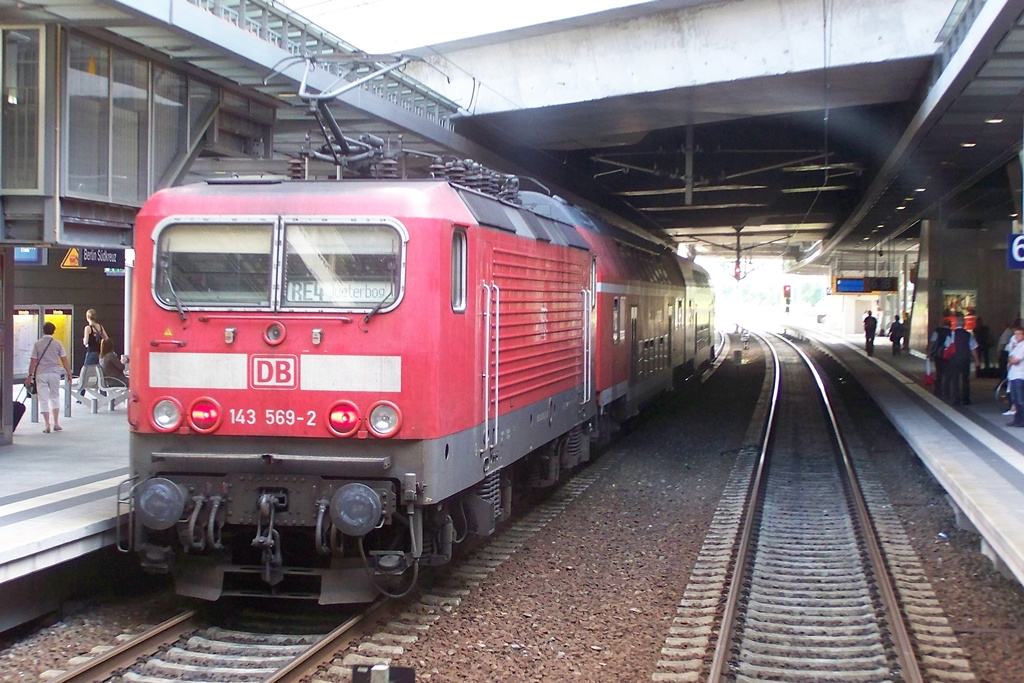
left=13, top=388, right=27, bottom=432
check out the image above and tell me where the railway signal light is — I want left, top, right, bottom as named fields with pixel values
left=734, top=261, right=741, bottom=280
left=783, top=284, right=791, bottom=298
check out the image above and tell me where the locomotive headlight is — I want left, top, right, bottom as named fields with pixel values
left=151, top=398, right=183, bottom=432
left=136, top=477, right=186, bottom=530
left=188, top=397, right=222, bottom=433
left=367, top=401, right=402, bottom=438
left=330, top=483, right=382, bottom=537
left=327, top=400, right=360, bottom=437
left=263, top=321, right=286, bottom=346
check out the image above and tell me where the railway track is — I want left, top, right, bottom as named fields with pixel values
left=47, top=460, right=613, bottom=682
left=47, top=601, right=383, bottom=683
left=712, top=333, right=919, bottom=681
left=654, top=331, right=975, bottom=682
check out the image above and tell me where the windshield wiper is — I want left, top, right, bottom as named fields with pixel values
left=161, top=259, right=189, bottom=322
left=363, top=290, right=391, bottom=326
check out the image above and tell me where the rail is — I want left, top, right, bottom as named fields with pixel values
left=48, top=610, right=201, bottom=683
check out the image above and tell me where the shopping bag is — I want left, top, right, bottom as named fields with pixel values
left=923, top=357, right=936, bottom=386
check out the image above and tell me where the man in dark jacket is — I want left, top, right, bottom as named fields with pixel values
left=944, top=313, right=980, bottom=406
left=863, top=311, right=878, bottom=356
left=888, top=315, right=904, bottom=356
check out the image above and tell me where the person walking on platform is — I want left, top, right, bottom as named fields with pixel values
left=943, top=313, right=979, bottom=406
left=25, top=321, right=73, bottom=433
left=82, top=308, right=108, bottom=367
left=888, top=315, right=904, bottom=356
left=929, top=320, right=952, bottom=399
left=1006, top=325, right=1024, bottom=427
left=863, top=310, right=878, bottom=356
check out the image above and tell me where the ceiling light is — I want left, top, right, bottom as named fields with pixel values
left=986, top=117, right=1004, bottom=124
left=877, top=224, right=884, bottom=228
left=915, top=188, right=926, bottom=192
left=896, top=206, right=906, bottom=210
left=960, top=142, right=977, bottom=148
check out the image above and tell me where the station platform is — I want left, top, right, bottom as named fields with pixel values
left=0, top=390, right=129, bottom=631
left=2, top=327, right=1023, bottom=633
left=788, top=323, right=1024, bottom=587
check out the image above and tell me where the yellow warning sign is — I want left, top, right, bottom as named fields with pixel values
left=61, top=248, right=86, bottom=269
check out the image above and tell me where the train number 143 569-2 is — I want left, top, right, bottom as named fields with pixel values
left=229, top=408, right=317, bottom=426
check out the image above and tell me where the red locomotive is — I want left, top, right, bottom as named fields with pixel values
left=120, top=174, right=714, bottom=603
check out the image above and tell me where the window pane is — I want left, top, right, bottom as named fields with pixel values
left=67, top=36, right=109, bottom=196
left=2, top=29, right=40, bottom=189
left=156, top=222, right=273, bottom=307
left=111, top=51, right=148, bottom=203
left=152, top=67, right=186, bottom=189
left=282, top=223, right=402, bottom=309
left=188, top=78, right=216, bottom=147
left=451, top=230, right=466, bottom=312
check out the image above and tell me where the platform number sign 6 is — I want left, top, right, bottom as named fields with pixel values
left=1010, top=234, right=1024, bottom=270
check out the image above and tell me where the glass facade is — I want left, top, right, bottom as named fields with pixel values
left=152, top=67, right=187, bottom=190
left=62, top=35, right=227, bottom=206
left=67, top=35, right=109, bottom=196
left=112, top=52, right=149, bottom=203
left=2, top=29, right=40, bottom=190
left=0, top=29, right=269, bottom=204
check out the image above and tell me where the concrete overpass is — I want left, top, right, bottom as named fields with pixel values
left=393, top=0, right=1021, bottom=275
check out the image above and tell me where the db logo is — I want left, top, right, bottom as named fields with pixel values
left=250, top=355, right=298, bottom=389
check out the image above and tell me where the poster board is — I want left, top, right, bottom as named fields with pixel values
left=941, top=290, right=977, bottom=330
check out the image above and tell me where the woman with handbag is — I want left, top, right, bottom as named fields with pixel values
left=24, top=321, right=73, bottom=433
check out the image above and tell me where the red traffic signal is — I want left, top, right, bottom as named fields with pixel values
left=783, top=284, right=792, bottom=298
left=734, top=262, right=741, bottom=280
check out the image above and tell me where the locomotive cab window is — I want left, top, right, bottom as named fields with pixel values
left=451, top=228, right=467, bottom=312
left=155, top=221, right=274, bottom=307
left=282, top=221, right=404, bottom=310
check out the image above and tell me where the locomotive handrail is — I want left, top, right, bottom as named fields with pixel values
left=480, top=282, right=500, bottom=452
left=114, top=476, right=137, bottom=553
left=492, top=284, right=500, bottom=449
left=197, top=314, right=354, bottom=323
left=582, top=288, right=592, bottom=405
left=151, top=452, right=392, bottom=469
left=482, top=282, right=491, bottom=452
left=149, top=339, right=187, bottom=347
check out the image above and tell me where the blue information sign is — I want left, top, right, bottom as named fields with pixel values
left=1009, top=234, right=1024, bottom=270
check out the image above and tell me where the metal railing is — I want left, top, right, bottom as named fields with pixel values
left=186, top=0, right=460, bottom=130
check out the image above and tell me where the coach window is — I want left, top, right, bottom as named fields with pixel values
left=282, top=222, right=404, bottom=311
left=155, top=222, right=274, bottom=308
left=612, top=297, right=621, bottom=344
left=451, top=228, right=467, bottom=312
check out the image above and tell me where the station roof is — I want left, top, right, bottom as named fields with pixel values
left=1, top=0, right=1022, bottom=275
